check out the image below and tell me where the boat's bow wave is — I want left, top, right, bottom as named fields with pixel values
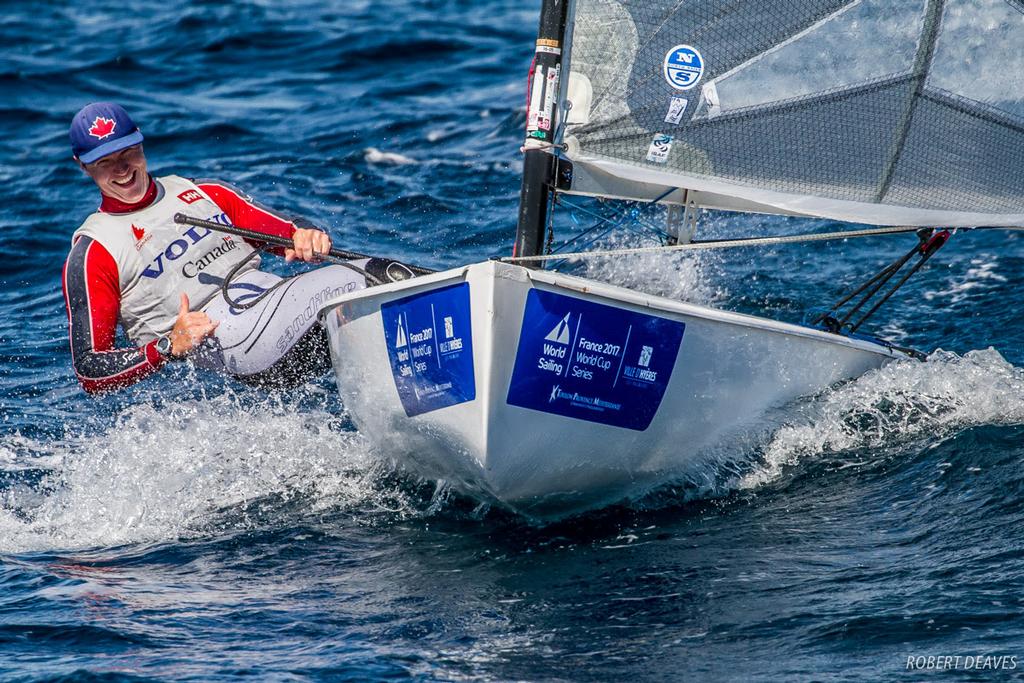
left=4, top=350, right=1020, bottom=546
left=736, top=347, right=1024, bottom=492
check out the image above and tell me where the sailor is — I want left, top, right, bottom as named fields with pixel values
left=63, top=102, right=401, bottom=394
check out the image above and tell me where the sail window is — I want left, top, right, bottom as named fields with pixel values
left=926, top=0, right=1024, bottom=123
left=697, top=0, right=926, bottom=118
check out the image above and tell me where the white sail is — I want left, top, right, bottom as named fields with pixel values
left=561, top=0, right=1024, bottom=226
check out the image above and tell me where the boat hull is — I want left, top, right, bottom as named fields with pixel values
left=320, top=261, right=908, bottom=516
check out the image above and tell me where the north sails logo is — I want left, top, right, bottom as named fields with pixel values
left=663, top=44, right=705, bottom=90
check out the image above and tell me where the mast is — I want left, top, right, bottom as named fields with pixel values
left=513, top=0, right=571, bottom=267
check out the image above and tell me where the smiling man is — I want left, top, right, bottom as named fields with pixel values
left=63, top=102, right=401, bottom=394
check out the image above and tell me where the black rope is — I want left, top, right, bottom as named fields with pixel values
left=816, top=228, right=952, bottom=335
left=220, top=247, right=384, bottom=312
left=835, top=242, right=921, bottom=327
left=545, top=169, right=558, bottom=256
left=221, top=249, right=265, bottom=310
left=849, top=230, right=951, bottom=332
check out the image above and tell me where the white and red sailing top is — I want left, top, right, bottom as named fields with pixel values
left=62, top=175, right=302, bottom=394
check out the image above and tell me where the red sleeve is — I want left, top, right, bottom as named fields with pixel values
left=196, top=180, right=297, bottom=255
left=64, top=236, right=165, bottom=394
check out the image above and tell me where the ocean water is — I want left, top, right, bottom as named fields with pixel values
left=2, top=1, right=1024, bottom=681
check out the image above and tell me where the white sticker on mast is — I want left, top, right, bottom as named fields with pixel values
left=528, top=38, right=562, bottom=137
left=541, top=63, right=560, bottom=132
left=527, top=65, right=546, bottom=133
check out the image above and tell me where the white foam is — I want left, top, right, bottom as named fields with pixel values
left=363, top=147, right=418, bottom=166
left=738, top=348, right=1024, bottom=490
left=578, top=232, right=726, bottom=306
left=0, top=392, right=400, bottom=553
left=426, top=127, right=453, bottom=142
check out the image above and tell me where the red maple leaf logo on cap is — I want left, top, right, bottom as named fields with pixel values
left=131, top=224, right=145, bottom=241
left=88, top=116, right=117, bottom=140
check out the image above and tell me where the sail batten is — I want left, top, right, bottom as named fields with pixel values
left=561, top=0, right=1024, bottom=226
left=874, top=0, right=945, bottom=203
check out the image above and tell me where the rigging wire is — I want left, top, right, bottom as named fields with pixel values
left=813, top=229, right=952, bottom=334
left=545, top=198, right=671, bottom=269
left=848, top=230, right=951, bottom=332
left=500, top=224, right=1023, bottom=264
left=540, top=189, right=677, bottom=268
left=503, top=201, right=1017, bottom=338
left=553, top=193, right=675, bottom=245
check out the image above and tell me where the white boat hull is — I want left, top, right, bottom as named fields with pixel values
left=320, top=261, right=910, bottom=516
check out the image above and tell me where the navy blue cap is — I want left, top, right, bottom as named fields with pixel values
left=70, top=102, right=144, bottom=164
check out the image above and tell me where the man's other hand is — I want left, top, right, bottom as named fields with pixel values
left=170, top=293, right=219, bottom=357
left=286, top=228, right=332, bottom=262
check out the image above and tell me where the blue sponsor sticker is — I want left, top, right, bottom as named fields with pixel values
left=663, top=44, right=704, bottom=90
left=381, top=283, right=475, bottom=417
left=506, top=289, right=685, bottom=431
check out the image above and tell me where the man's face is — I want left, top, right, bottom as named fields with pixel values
left=80, top=144, right=149, bottom=204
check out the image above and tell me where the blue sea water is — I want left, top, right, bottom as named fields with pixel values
left=2, top=1, right=1024, bottom=680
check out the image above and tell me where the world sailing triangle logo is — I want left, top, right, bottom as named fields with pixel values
left=544, top=313, right=572, bottom=344
left=395, top=316, right=408, bottom=349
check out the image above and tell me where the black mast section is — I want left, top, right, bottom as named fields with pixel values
left=513, top=0, right=570, bottom=267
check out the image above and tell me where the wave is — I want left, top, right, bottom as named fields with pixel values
left=0, top=391, right=412, bottom=554
left=738, top=348, right=1024, bottom=491
left=4, top=316, right=1021, bottom=541
left=363, top=147, right=418, bottom=166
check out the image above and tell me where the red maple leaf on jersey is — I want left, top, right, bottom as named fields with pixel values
left=88, top=116, right=117, bottom=140
left=131, top=224, right=145, bottom=241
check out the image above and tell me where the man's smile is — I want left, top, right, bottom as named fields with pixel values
left=112, top=170, right=138, bottom=187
